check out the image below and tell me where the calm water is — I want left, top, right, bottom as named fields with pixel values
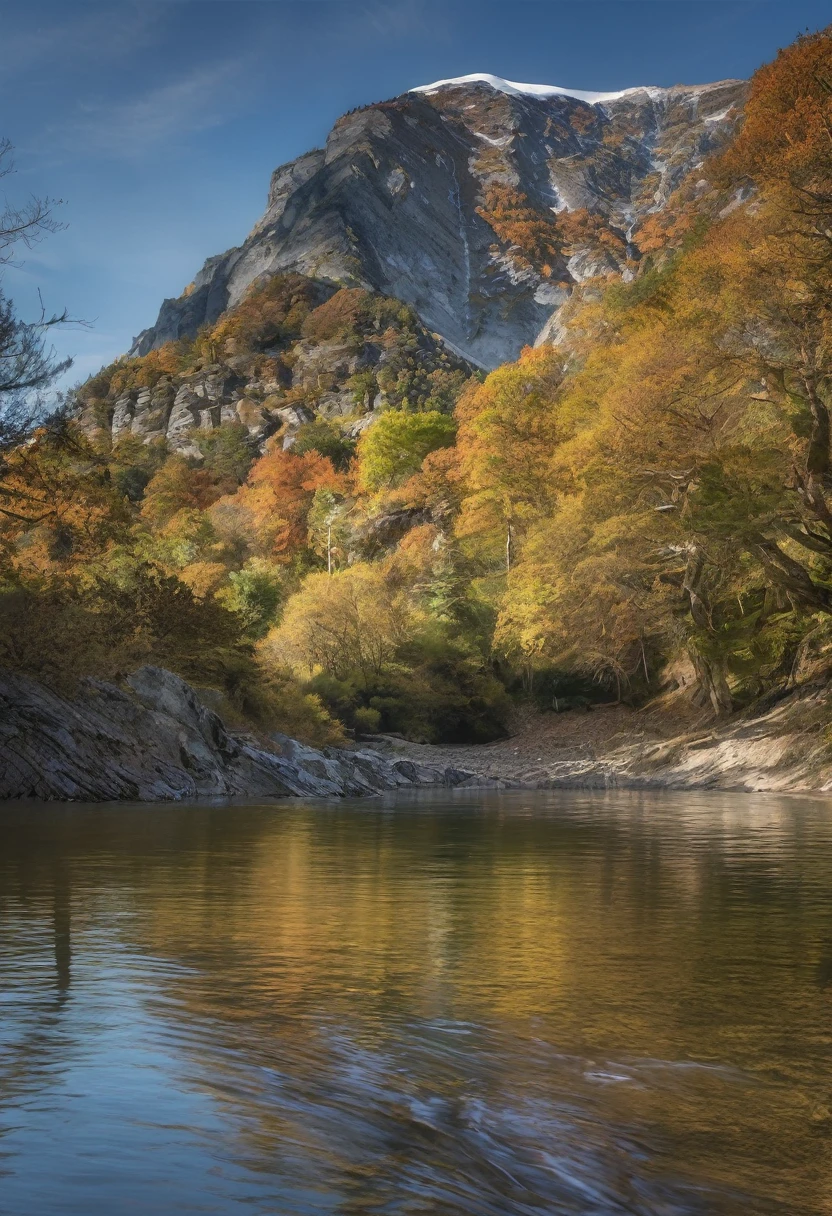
left=1, top=789, right=831, bottom=1215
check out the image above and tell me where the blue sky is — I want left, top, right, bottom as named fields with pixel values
left=2, top=0, right=830, bottom=386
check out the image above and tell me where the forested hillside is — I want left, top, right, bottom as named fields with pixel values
left=2, top=29, right=831, bottom=744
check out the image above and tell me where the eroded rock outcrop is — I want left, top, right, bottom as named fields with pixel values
left=0, top=666, right=476, bottom=802
left=81, top=281, right=470, bottom=456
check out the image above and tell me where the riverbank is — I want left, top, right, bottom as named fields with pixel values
left=365, top=683, right=832, bottom=794
left=3, top=665, right=832, bottom=800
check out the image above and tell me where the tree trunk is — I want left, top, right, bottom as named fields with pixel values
left=803, top=373, right=831, bottom=476
left=689, top=650, right=734, bottom=716
left=752, top=536, right=832, bottom=613
left=683, top=545, right=733, bottom=716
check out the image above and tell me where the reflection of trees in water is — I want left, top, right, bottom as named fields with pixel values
left=1, top=793, right=831, bottom=1212
left=0, top=850, right=73, bottom=1127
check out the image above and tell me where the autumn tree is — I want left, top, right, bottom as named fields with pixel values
left=455, top=345, right=564, bottom=572
left=140, top=456, right=224, bottom=529
left=0, top=427, right=130, bottom=575
left=263, top=562, right=415, bottom=680
left=232, top=444, right=343, bottom=561
left=476, top=185, right=565, bottom=278
left=307, top=486, right=351, bottom=573
left=0, top=139, right=77, bottom=538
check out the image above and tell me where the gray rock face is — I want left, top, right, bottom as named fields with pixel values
left=130, top=75, right=747, bottom=370
left=0, top=666, right=476, bottom=802
left=84, top=307, right=466, bottom=454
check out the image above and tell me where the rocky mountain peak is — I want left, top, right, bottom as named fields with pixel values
left=129, top=72, right=748, bottom=370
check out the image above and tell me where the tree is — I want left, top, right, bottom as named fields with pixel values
left=217, top=558, right=284, bottom=637
left=307, top=486, right=351, bottom=573
left=0, top=426, right=130, bottom=574
left=356, top=409, right=456, bottom=492
left=0, top=139, right=73, bottom=489
left=0, top=140, right=71, bottom=407
left=233, top=444, right=343, bottom=561
left=194, top=424, right=256, bottom=488
left=140, top=457, right=222, bottom=529
left=476, top=184, right=565, bottom=278
left=293, top=417, right=356, bottom=472
left=455, top=345, right=564, bottom=571
left=263, top=562, right=414, bottom=680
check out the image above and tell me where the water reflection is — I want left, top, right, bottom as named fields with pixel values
left=1, top=790, right=831, bottom=1214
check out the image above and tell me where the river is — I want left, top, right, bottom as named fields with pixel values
left=1, top=789, right=830, bottom=1214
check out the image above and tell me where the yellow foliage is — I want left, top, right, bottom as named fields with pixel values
left=261, top=561, right=421, bottom=680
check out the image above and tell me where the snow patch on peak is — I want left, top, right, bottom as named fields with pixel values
left=410, top=73, right=661, bottom=105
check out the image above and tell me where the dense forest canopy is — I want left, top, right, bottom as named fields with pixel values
left=2, top=28, right=832, bottom=742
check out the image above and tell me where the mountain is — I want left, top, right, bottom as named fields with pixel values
left=130, top=73, right=747, bottom=370
left=10, top=29, right=832, bottom=763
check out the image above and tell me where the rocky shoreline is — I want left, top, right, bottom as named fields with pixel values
left=3, top=666, right=832, bottom=802
left=0, top=667, right=480, bottom=802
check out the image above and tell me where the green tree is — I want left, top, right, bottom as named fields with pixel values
left=357, top=409, right=456, bottom=492
left=194, top=424, right=256, bottom=488
left=218, top=558, right=284, bottom=638
left=293, top=418, right=356, bottom=472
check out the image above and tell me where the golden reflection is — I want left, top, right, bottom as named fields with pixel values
left=1, top=792, right=831, bottom=1213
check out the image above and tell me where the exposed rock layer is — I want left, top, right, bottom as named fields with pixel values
left=90, top=300, right=465, bottom=458
left=366, top=684, right=832, bottom=794
left=0, top=667, right=477, bottom=802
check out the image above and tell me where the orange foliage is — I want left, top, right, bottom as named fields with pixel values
left=568, top=107, right=597, bottom=135
left=140, top=457, right=224, bottom=528
left=0, top=430, right=129, bottom=573
left=235, top=445, right=344, bottom=560
left=393, top=523, right=445, bottom=580
left=397, top=446, right=465, bottom=515
left=108, top=344, right=183, bottom=396
left=557, top=208, right=627, bottom=258
left=635, top=204, right=701, bottom=256
left=301, top=288, right=371, bottom=343
left=207, top=274, right=319, bottom=358
left=476, top=185, right=563, bottom=277
left=717, top=27, right=832, bottom=197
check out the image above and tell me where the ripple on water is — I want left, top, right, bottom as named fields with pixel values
left=0, top=788, right=830, bottom=1214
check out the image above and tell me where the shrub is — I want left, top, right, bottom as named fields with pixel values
left=217, top=558, right=284, bottom=637
left=301, top=288, right=372, bottom=343
left=353, top=706, right=382, bottom=734
left=194, top=424, right=256, bottom=487
left=293, top=418, right=356, bottom=471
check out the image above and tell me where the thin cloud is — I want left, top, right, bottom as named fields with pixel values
left=0, top=4, right=164, bottom=78
left=360, top=0, right=441, bottom=39
left=42, top=56, right=256, bottom=161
